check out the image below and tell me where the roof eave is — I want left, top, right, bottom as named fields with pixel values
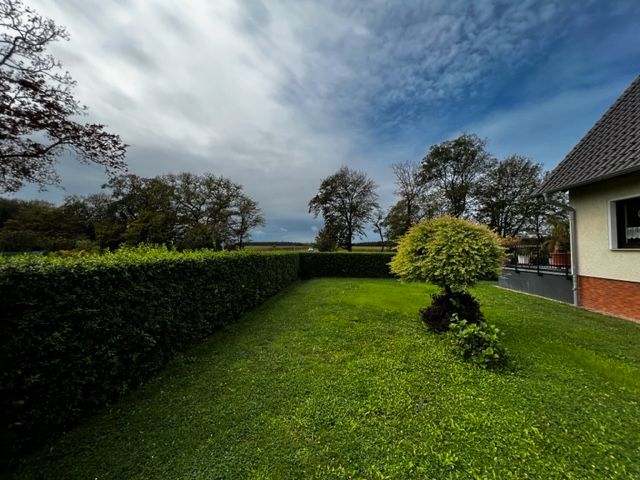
left=538, top=164, right=640, bottom=195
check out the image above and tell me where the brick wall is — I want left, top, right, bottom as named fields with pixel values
left=579, top=275, right=640, bottom=322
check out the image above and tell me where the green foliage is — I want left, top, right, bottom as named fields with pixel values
left=420, top=133, right=494, bottom=217
left=0, top=199, right=90, bottom=252
left=449, top=314, right=508, bottom=368
left=0, top=247, right=300, bottom=464
left=299, top=252, right=394, bottom=278
left=308, top=166, right=379, bottom=251
left=474, top=155, right=545, bottom=238
left=390, top=216, right=504, bottom=292
left=11, top=279, right=640, bottom=479
left=0, top=249, right=397, bottom=463
left=420, top=290, right=483, bottom=332
left=314, top=224, right=339, bottom=251
left=384, top=198, right=442, bottom=242
left=543, top=217, right=571, bottom=253
left=0, top=172, right=265, bottom=253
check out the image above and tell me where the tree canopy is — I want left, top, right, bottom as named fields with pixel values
left=0, top=0, right=127, bottom=192
left=0, top=172, right=264, bottom=252
left=308, top=166, right=378, bottom=251
left=420, top=133, right=494, bottom=218
left=474, top=155, right=545, bottom=237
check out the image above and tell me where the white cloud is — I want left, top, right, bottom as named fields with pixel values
left=29, top=0, right=353, bottom=221
left=13, top=0, right=639, bottom=242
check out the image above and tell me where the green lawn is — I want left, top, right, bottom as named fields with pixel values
left=11, top=279, right=640, bottom=479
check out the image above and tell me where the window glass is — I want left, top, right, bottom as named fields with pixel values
left=616, top=196, right=640, bottom=248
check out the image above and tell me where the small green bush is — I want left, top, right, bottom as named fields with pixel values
left=299, top=252, right=394, bottom=278
left=389, top=216, right=504, bottom=292
left=449, top=314, right=508, bottom=369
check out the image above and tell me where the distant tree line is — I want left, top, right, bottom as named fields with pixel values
left=0, top=173, right=264, bottom=252
left=309, top=133, right=567, bottom=251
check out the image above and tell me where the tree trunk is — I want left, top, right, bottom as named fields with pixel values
left=378, top=230, right=385, bottom=251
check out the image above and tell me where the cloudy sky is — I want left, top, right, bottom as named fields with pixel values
left=14, top=0, right=640, bottom=241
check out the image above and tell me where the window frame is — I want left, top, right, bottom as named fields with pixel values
left=609, top=193, right=640, bottom=250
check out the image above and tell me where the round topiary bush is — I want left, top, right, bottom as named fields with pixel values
left=390, top=216, right=504, bottom=331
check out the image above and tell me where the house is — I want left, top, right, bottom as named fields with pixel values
left=536, top=74, right=640, bottom=321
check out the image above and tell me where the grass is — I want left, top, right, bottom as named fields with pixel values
left=10, top=279, right=640, bottom=479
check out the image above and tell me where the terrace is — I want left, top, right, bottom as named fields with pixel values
left=500, top=243, right=574, bottom=304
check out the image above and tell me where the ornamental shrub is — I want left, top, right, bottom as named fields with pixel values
left=389, top=216, right=504, bottom=292
left=390, top=217, right=503, bottom=331
left=449, top=314, right=508, bottom=369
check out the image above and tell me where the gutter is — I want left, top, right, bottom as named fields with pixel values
left=543, top=193, right=579, bottom=306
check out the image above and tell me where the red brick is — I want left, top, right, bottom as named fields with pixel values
left=579, top=276, right=640, bottom=322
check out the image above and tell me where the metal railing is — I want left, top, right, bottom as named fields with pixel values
left=504, top=244, right=571, bottom=277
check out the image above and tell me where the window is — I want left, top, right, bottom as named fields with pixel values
left=612, top=195, right=640, bottom=249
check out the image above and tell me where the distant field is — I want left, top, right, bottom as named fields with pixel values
left=351, top=245, right=388, bottom=252
left=246, top=245, right=310, bottom=251
left=245, top=245, right=389, bottom=252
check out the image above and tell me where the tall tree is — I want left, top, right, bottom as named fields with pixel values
left=420, top=133, right=494, bottom=217
left=384, top=200, right=409, bottom=242
left=0, top=172, right=266, bottom=252
left=168, top=173, right=243, bottom=250
left=103, top=174, right=177, bottom=247
left=391, top=160, right=427, bottom=233
left=308, top=166, right=379, bottom=251
left=372, top=208, right=387, bottom=251
left=79, top=192, right=121, bottom=249
left=0, top=0, right=127, bottom=192
left=384, top=193, right=446, bottom=242
left=232, top=195, right=264, bottom=249
left=166, top=173, right=264, bottom=250
left=0, top=196, right=20, bottom=227
left=475, top=155, right=545, bottom=237
left=313, top=223, right=339, bottom=252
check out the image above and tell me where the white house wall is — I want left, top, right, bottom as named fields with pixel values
left=569, top=171, right=640, bottom=283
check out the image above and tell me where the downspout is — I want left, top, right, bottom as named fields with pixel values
left=544, top=193, right=579, bottom=306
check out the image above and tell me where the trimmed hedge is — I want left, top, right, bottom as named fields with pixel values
left=299, top=252, right=395, bottom=278
left=0, top=248, right=300, bottom=465
left=0, top=249, right=396, bottom=465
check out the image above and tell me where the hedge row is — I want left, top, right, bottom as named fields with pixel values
left=300, top=252, right=394, bottom=278
left=0, top=249, right=394, bottom=465
left=0, top=248, right=300, bottom=465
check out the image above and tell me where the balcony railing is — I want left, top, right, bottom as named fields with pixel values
left=504, top=244, right=571, bottom=277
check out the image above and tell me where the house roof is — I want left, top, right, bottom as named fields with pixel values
left=538, top=75, right=640, bottom=194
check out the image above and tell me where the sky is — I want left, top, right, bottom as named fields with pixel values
left=11, top=0, right=640, bottom=241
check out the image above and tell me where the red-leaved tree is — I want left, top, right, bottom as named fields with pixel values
left=0, top=0, right=127, bottom=192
